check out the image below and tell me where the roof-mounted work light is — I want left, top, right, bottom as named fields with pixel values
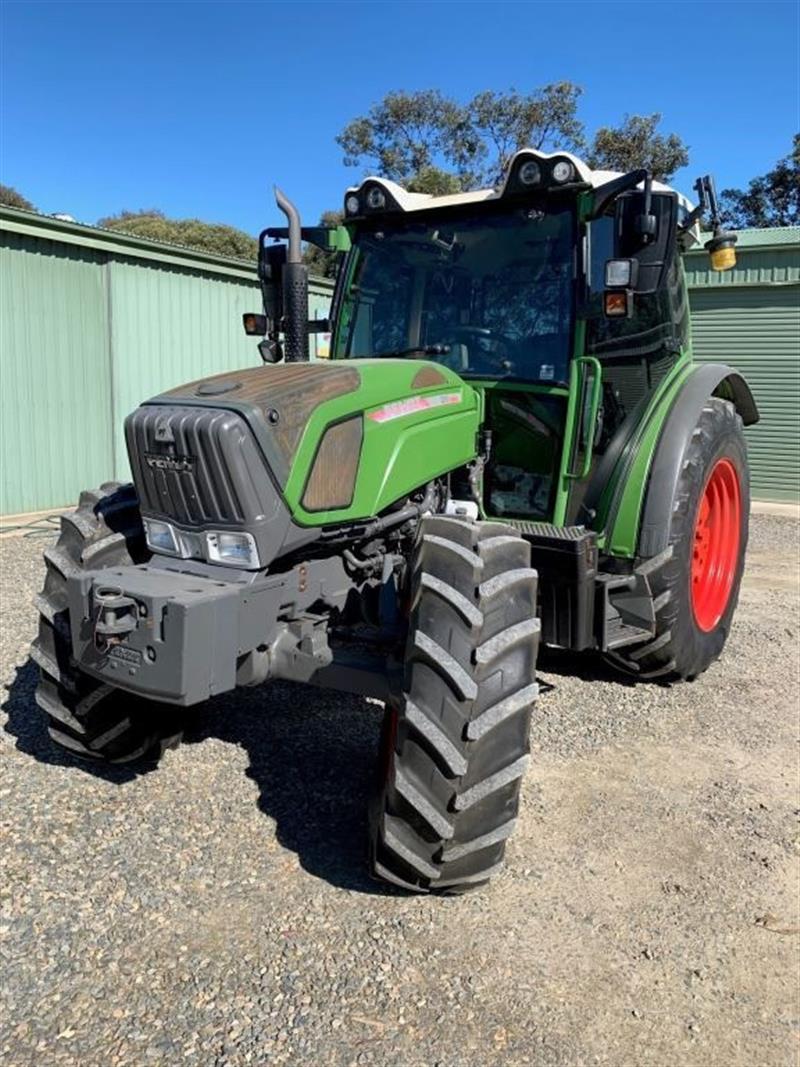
left=343, top=179, right=403, bottom=220
left=501, top=150, right=590, bottom=198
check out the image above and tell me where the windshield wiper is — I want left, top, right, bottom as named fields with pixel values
left=372, top=344, right=451, bottom=359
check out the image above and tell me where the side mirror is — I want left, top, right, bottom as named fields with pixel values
left=616, top=190, right=658, bottom=254
left=250, top=239, right=287, bottom=361
left=258, top=239, right=286, bottom=327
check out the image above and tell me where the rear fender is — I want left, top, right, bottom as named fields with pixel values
left=607, top=363, right=758, bottom=558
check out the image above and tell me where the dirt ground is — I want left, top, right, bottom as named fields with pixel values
left=1, top=513, right=799, bottom=1066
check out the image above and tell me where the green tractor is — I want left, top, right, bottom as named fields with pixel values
left=32, top=150, right=756, bottom=893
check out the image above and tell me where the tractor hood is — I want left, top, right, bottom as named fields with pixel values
left=124, top=359, right=479, bottom=567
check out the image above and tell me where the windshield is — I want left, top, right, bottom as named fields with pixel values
left=338, top=203, right=575, bottom=383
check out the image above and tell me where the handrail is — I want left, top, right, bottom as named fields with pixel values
left=566, top=356, right=603, bottom=480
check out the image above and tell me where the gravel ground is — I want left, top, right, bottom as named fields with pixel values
left=1, top=513, right=798, bottom=1066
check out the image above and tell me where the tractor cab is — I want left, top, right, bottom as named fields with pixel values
left=250, top=150, right=736, bottom=542
left=334, top=186, right=576, bottom=525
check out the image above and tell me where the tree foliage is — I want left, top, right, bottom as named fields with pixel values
left=587, top=114, right=689, bottom=182
left=0, top=184, right=36, bottom=211
left=406, top=166, right=464, bottom=196
left=337, top=90, right=470, bottom=186
left=337, top=84, right=586, bottom=190
left=468, top=84, right=585, bottom=184
left=97, top=209, right=257, bottom=259
left=718, top=135, right=800, bottom=228
left=337, top=88, right=689, bottom=191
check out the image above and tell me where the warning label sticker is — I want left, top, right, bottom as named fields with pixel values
left=367, top=391, right=462, bottom=424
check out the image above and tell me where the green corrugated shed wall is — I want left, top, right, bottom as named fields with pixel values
left=0, top=207, right=333, bottom=515
left=685, top=228, right=800, bottom=502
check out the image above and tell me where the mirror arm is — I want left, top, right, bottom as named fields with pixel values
left=265, top=225, right=351, bottom=253
left=587, top=169, right=649, bottom=220
left=679, top=176, right=710, bottom=233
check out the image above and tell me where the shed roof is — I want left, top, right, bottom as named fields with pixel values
left=693, top=226, right=800, bottom=251
left=0, top=203, right=261, bottom=280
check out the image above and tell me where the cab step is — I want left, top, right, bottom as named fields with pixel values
left=596, top=572, right=656, bottom=651
left=505, top=520, right=589, bottom=541
left=507, top=523, right=598, bottom=650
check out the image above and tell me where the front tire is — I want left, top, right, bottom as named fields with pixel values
left=370, top=516, right=540, bottom=893
left=607, top=398, right=749, bottom=682
left=31, top=483, right=184, bottom=763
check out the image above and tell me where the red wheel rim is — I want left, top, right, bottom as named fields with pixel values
left=691, top=457, right=741, bottom=632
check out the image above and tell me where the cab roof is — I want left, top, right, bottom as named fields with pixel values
left=345, top=148, right=696, bottom=230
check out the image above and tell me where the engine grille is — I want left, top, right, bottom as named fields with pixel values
left=125, top=404, right=279, bottom=527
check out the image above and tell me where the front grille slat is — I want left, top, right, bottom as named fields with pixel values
left=126, top=404, right=277, bottom=528
left=185, top=411, right=213, bottom=523
left=207, top=411, right=244, bottom=523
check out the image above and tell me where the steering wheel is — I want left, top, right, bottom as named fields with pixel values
left=445, top=326, right=517, bottom=374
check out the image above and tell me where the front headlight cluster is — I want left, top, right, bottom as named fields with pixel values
left=143, top=519, right=260, bottom=570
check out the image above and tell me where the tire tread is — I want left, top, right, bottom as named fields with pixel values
left=371, top=517, right=539, bottom=893
left=32, top=484, right=183, bottom=764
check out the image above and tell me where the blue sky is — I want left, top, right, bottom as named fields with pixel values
left=2, top=0, right=797, bottom=235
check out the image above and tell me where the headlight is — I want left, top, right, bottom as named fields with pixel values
left=518, top=160, right=541, bottom=186
left=205, top=531, right=260, bottom=569
left=144, top=518, right=260, bottom=569
left=345, top=194, right=360, bottom=216
left=143, top=519, right=181, bottom=556
left=551, top=160, right=574, bottom=184
left=604, top=259, right=636, bottom=288
left=366, top=187, right=386, bottom=210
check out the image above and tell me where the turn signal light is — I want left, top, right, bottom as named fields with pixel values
left=604, top=291, right=632, bottom=318
left=242, top=313, right=267, bottom=336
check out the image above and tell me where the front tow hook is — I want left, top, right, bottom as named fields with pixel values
left=93, top=586, right=139, bottom=649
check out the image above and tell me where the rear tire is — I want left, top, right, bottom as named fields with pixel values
left=606, top=398, right=749, bottom=682
left=32, top=483, right=185, bottom=763
left=370, top=516, right=540, bottom=893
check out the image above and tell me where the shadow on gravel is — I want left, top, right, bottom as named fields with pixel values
left=4, top=650, right=635, bottom=893
left=184, top=680, right=393, bottom=895
left=3, top=659, right=394, bottom=894
left=538, top=646, right=638, bottom=686
left=2, top=659, right=163, bottom=784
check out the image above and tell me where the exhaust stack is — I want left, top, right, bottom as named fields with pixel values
left=274, top=187, right=309, bottom=362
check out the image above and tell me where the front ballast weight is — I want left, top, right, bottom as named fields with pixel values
left=65, top=550, right=391, bottom=708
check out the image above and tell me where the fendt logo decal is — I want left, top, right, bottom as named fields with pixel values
left=144, top=453, right=196, bottom=473
left=368, top=391, right=462, bottom=424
